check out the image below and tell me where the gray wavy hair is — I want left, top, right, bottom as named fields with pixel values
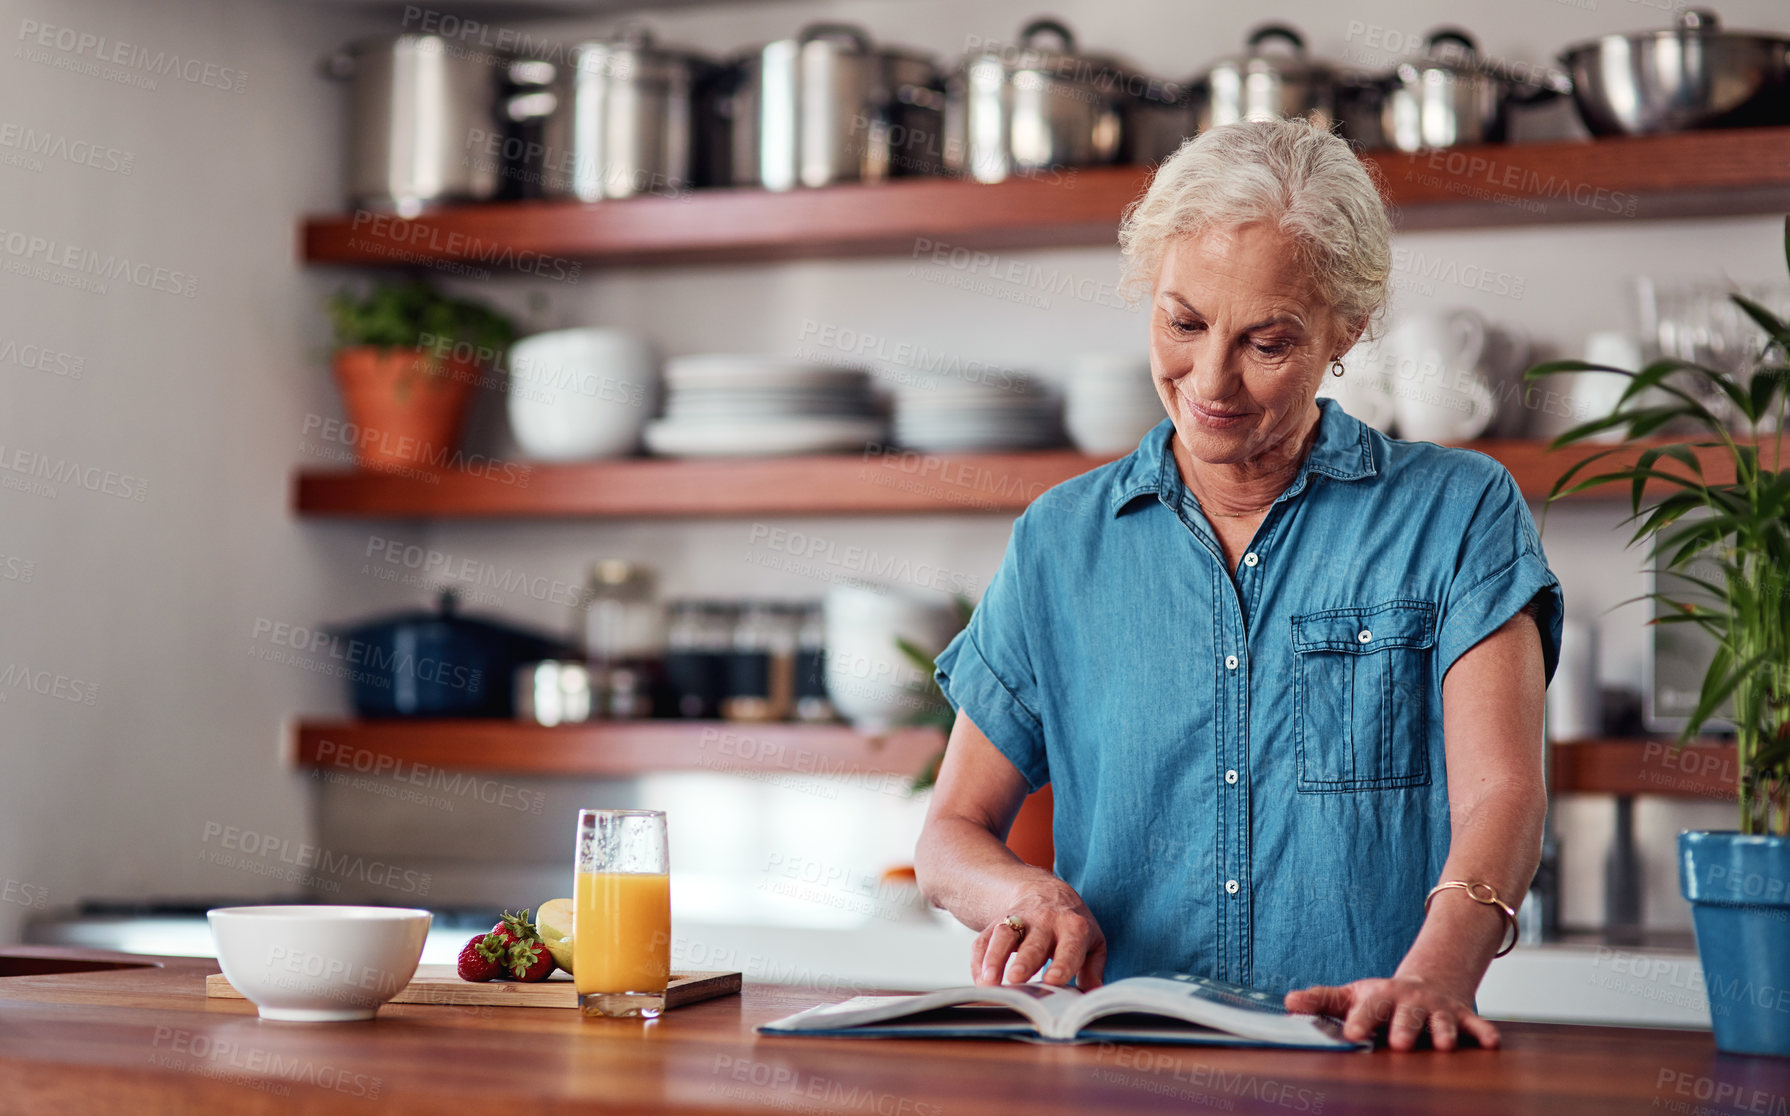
left=1118, top=118, right=1392, bottom=334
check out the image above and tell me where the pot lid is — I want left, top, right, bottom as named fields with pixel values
left=736, top=22, right=938, bottom=69
left=1561, top=8, right=1790, bottom=58
left=1199, top=24, right=1337, bottom=84
left=331, top=589, right=564, bottom=646
left=557, top=24, right=718, bottom=80
left=1389, top=29, right=1572, bottom=95
left=958, top=17, right=1135, bottom=83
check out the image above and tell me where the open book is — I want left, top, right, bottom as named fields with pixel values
left=758, top=973, right=1365, bottom=1049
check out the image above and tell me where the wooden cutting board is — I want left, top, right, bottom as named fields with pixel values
left=206, top=964, right=741, bottom=1010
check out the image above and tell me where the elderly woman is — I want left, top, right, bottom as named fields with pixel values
left=914, top=118, right=1563, bottom=1052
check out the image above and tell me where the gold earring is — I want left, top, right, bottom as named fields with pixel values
left=1330, top=360, right=1345, bottom=377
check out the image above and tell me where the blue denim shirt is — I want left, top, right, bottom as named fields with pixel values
left=934, top=399, right=1564, bottom=992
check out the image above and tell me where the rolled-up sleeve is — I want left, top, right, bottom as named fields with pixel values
left=1437, top=467, right=1565, bottom=684
left=933, top=514, right=1049, bottom=790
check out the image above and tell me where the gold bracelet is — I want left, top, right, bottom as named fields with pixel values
left=1425, top=881, right=1519, bottom=958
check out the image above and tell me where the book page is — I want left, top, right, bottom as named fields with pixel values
left=759, top=983, right=1079, bottom=1035
left=1061, top=975, right=1359, bottom=1048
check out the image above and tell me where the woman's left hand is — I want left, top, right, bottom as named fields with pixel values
left=1284, top=976, right=1500, bottom=1051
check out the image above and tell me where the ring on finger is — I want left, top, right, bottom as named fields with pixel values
left=1004, top=914, right=1026, bottom=937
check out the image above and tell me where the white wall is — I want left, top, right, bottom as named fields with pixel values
left=0, top=0, right=390, bottom=941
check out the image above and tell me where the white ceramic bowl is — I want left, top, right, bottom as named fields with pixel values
left=507, top=328, right=657, bottom=461
left=207, top=905, right=431, bottom=1022
left=823, top=584, right=962, bottom=733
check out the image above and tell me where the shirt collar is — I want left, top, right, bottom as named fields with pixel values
left=1107, top=397, right=1378, bottom=517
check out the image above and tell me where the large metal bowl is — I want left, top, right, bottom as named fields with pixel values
left=1561, top=9, right=1790, bottom=136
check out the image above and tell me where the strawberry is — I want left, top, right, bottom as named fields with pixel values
left=456, top=931, right=507, bottom=982
left=504, top=936, right=556, bottom=982
left=488, top=909, right=539, bottom=949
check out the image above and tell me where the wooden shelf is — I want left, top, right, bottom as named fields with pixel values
left=292, top=437, right=1776, bottom=518
left=295, top=721, right=1730, bottom=800
left=293, top=719, right=943, bottom=780
left=300, top=128, right=1790, bottom=270
left=1550, top=737, right=1737, bottom=799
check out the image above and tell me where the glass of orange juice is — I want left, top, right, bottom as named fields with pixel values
left=574, top=808, right=671, bottom=1019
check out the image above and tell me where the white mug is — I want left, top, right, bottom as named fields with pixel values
left=507, top=328, right=658, bottom=461
left=1528, top=331, right=1640, bottom=443
left=1384, top=310, right=1501, bottom=443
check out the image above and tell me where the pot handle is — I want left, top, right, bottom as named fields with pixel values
left=1019, top=17, right=1077, bottom=54
left=1423, top=28, right=1479, bottom=60
left=612, top=20, right=656, bottom=48
left=508, top=58, right=556, bottom=87
left=797, top=22, right=873, bottom=53
left=1246, top=24, right=1306, bottom=56
left=319, top=47, right=354, bottom=80
left=1678, top=8, right=1721, bottom=32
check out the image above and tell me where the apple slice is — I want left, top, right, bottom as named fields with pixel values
left=536, top=897, right=575, bottom=974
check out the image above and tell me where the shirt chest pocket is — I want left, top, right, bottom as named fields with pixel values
left=1290, top=601, right=1436, bottom=793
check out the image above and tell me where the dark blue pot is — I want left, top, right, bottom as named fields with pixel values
left=1679, top=830, right=1790, bottom=1056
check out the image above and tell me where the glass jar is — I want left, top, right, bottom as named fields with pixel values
left=577, top=560, right=665, bottom=718
left=664, top=601, right=735, bottom=719
left=723, top=601, right=799, bottom=722
left=793, top=602, right=834, bottom=723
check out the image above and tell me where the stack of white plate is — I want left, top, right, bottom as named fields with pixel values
left=893, top=374, right=1063, bottom=452
left=1065, top=354, right=1164, bottom=454
left=645, top=355, right=886, bottom=457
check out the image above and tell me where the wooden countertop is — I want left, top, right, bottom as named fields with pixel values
left=2, top=947, right=1783, bottom=1114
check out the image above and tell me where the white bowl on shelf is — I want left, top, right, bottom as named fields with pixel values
left=823, top=584, right=962, bottom=734
left=207, top=905, right=431, bottom=1022
left=507, top=328, right=657, bottom=461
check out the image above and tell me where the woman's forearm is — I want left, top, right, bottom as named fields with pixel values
left=914, top=814, right=1062, bottom=931
left=1394, top=777, right=1547, bottom=998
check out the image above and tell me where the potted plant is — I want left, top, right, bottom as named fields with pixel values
left=1524, top=218, right=1790, bottom=1056
left=325, top=279, right=517, bottom=471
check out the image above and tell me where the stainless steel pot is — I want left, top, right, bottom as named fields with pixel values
left=944, top=19, right=1127, bottom=184
left=1376, top=30, right=1567, bottom=151
left=1195, top=25, right=1339, bottom=131
left=503, top=28, right=724, bottom=200
left=324, top=33, right=520, bottom=215
left=729, top=23, right=944, bottom=191
left=1561, top=9, right=1790, bottom=136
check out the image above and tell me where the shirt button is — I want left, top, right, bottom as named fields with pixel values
left=1243, top=552, right=1259, bottom=567
left=1358, top=629, right=1372, bottom=643
left=1225, top=879, right=1240, bottom=895
left=1224, top=654, right=1239, bottom=670
left=1225, top=769, right=1238, bottom=785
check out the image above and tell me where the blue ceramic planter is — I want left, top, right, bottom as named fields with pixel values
left=1679, top=830, right=1790, bottom=1056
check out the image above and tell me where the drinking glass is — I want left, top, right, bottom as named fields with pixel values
left=574, top=809, right=671, bottom=1018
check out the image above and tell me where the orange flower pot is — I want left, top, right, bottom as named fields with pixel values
left=331, top=347, right=477, bottom=471
left=1007, top=785, right=1055, bottom=869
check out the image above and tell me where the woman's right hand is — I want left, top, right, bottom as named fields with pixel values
left=971, top=877, right=1107, bottom=989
